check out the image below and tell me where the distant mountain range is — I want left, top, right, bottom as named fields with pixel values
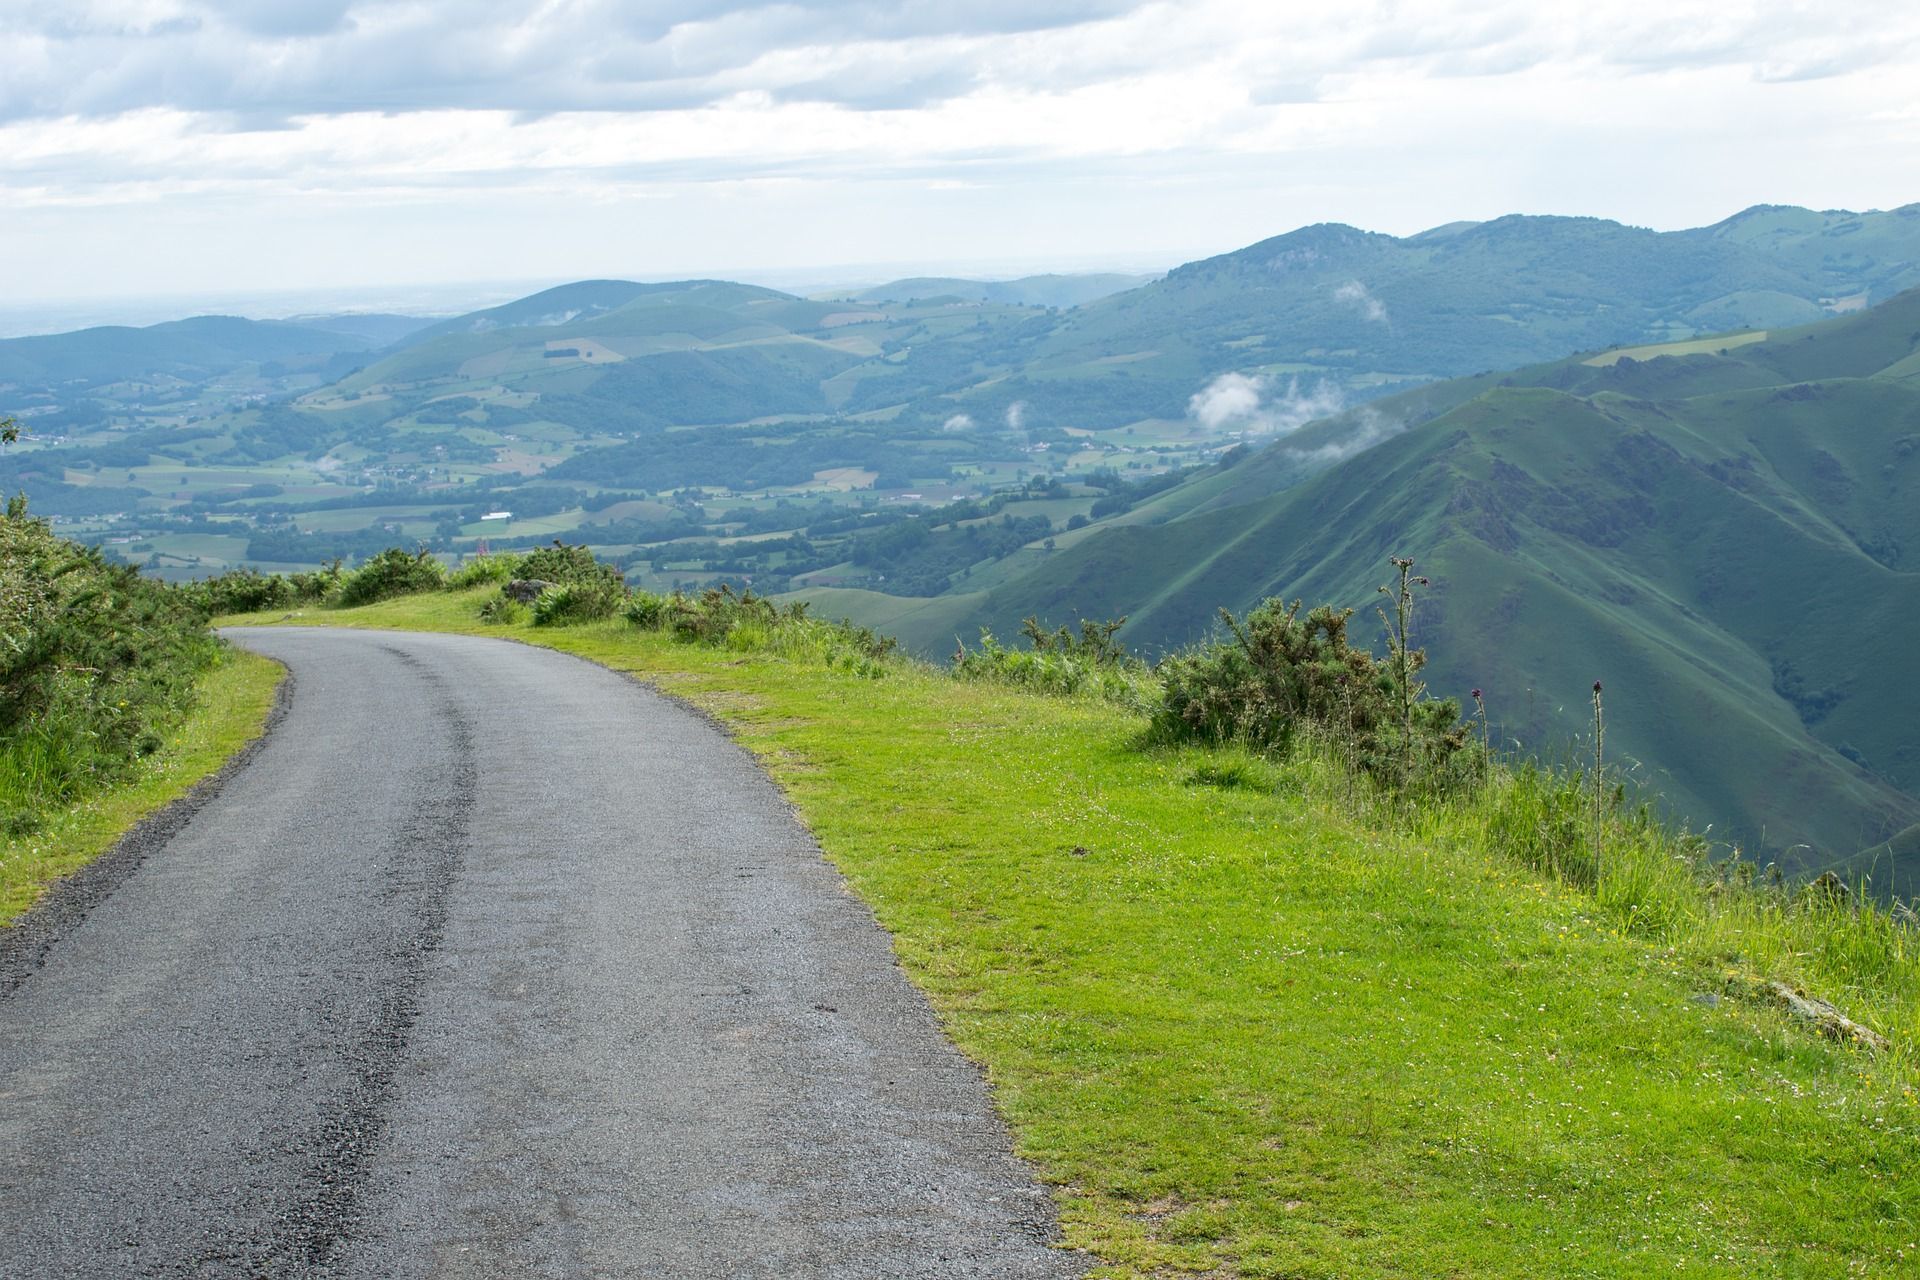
left=0, top=313, right=432, bottom=388
left=832, top=273, right=1155, bottom=309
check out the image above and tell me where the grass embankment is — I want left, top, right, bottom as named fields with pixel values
left=2, top=501, right=286, bottom=921
left=223, top=589, right=1920, bottom=1278
left=0, top=649, right=283, bottom=922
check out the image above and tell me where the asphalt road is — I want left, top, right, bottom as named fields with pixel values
left=0, top=627, right=1078, bottom=1278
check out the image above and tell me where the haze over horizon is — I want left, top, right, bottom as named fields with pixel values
left=5, top=0, right=1919, bottom=314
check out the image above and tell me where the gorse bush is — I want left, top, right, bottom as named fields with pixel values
left=0, top=498, right=218, bottom=830
left=953, top=615, right=1158, bottom=709
left=516, top=541, right=625, bottom=592
left=186, top=561, right=341, bottom=613
left=337, top=547, right=446, bottom=606
left=1154, top=596, right=1476, bottom=791
left=445, top=553, right=523, bottom=590
left=532, top=579, right=626, bottom=626
left=623, top=591, right=669, bottom=629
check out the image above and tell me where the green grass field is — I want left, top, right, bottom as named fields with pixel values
left=219, top=588, right=1920, bottom=1278
left=1, top=649, right=283, bottom=922
left=1583, top=331, right=1768, bottom=366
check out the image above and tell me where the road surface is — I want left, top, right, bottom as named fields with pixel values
left=0, top=627, right=1076, bottom=1278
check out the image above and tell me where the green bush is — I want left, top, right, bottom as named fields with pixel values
left=446, top=553, right=523, bottom=590
left=624, top=590, right=669, bottom=628
left=186, top=568, right=293, bottom=614
left=1152, top=598, right=1476, bottom=791
left=1, top=498, right=218, bottom=829
left=336, top=547, right=446, bottom=607
left=531, top=579, right=626, bottom=626
left=517, top=541, right=625, bottom=592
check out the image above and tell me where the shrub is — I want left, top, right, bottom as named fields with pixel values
left=1151, top=596, right=1476, bottom=791
left=1, top=499, right=218, bottom=828
left=531, top=579, right=626, bottom=626
left=517, top=541, right=625, bottom=592
left=285, top=560, right=345, bottom=603
left=336, top=547, right=446, bottom=607
left=447, top=553, right=523, bottom=590
left=624, top=590, right=669, bottom=629
left=187, top=568, right=293, bottom=615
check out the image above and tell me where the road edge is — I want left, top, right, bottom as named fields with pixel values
left=0, top=659, right=294, bottom=996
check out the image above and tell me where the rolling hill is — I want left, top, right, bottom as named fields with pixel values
left=836, top=273, right=1155, bottom=309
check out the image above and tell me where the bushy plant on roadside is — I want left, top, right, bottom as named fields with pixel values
left=952, top=615, right=1158, bottom=709
left=517, top=541, right=625, bottom=592
left=531, top=579, right=626, bottom=626
left=477, top=593, right=528, bottom=624
left=446, top=553, right=524, bottom=590
left=1, top=497, right=219, bottom=829
left=336, top=547, right=446, bottom=607
left=1152, top=597, right=1476, bottom=791
left=285, top=560, right=345, bottom=603
left=185, top=568, right=293, bottom=614
left=646, top=584, right=897, bottom=675
left=623, top=590, right=669, bottom=628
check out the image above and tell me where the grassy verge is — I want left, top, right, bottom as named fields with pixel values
left=224, top=593, right=1920, bottom=1278
left=1, top=649, right=284, bottom=924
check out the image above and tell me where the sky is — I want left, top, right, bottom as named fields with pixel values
left=3, top=0, right=1919, bottom=318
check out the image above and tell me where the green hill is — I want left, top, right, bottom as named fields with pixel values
left=838, top=272, right=1154, bottom=309
left=918, top=205, right=1920, bottom=429
left=896, top=290, right=1920, bottom=884
left=0, top=314, right=393, bottom=389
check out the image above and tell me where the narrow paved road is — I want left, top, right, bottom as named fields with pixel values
left=0, top=627, right=1076, bottom=1278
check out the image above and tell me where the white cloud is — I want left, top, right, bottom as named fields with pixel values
left=1004, top=400, right=1028, bottom=429
left=4, top=0, right=1920, bottom=300
left=1334, top=279, right=1387, bottom=323
left=942, top=412, right=975, bottom=431
left=1189, top=372, right=1344, bottom=435
left=1188, top=371, right=1266, bottom=430
left=1286, top=405, right=1405, bottom=466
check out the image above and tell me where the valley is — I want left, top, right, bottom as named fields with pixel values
left=5, top=203, right=1920, bottom=881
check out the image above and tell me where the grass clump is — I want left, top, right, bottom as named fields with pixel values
left=637, top=584, right=898, bottom=676
left=445, top=553, right=523, bottom=590
left=1, top=497, right=220, bottom=832
left=532, top=579, right=626, bottom=626
left=336, top=547, right=445, bottom=606
left=953, top=615, right=1159, bottom=710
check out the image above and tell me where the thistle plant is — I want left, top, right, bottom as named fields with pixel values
left=1471, top=687, right=1490, bottom=776
left=1591, top=679, right=1606, bottom=858
left=1377, top=556, right=1429, bottom=789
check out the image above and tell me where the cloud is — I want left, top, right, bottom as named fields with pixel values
left=0, top=1, right=1149, bottom=121
left=1188, top=372, right=1344, bottom=435
left=1188, top=371, right=1266, bottom=430
left=1334, top=279, right=1387, bottom=323
left=1004, top=400, right=1028, bottom=429
left=942, top=412, right=975, bottom=431
left=1286, top=405, right=1405, bottom=466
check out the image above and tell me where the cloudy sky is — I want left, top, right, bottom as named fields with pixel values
left=4, top=0, right=1918, bottom=312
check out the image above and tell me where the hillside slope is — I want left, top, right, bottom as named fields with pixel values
left=941, top=291, right=1920, bottom=880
